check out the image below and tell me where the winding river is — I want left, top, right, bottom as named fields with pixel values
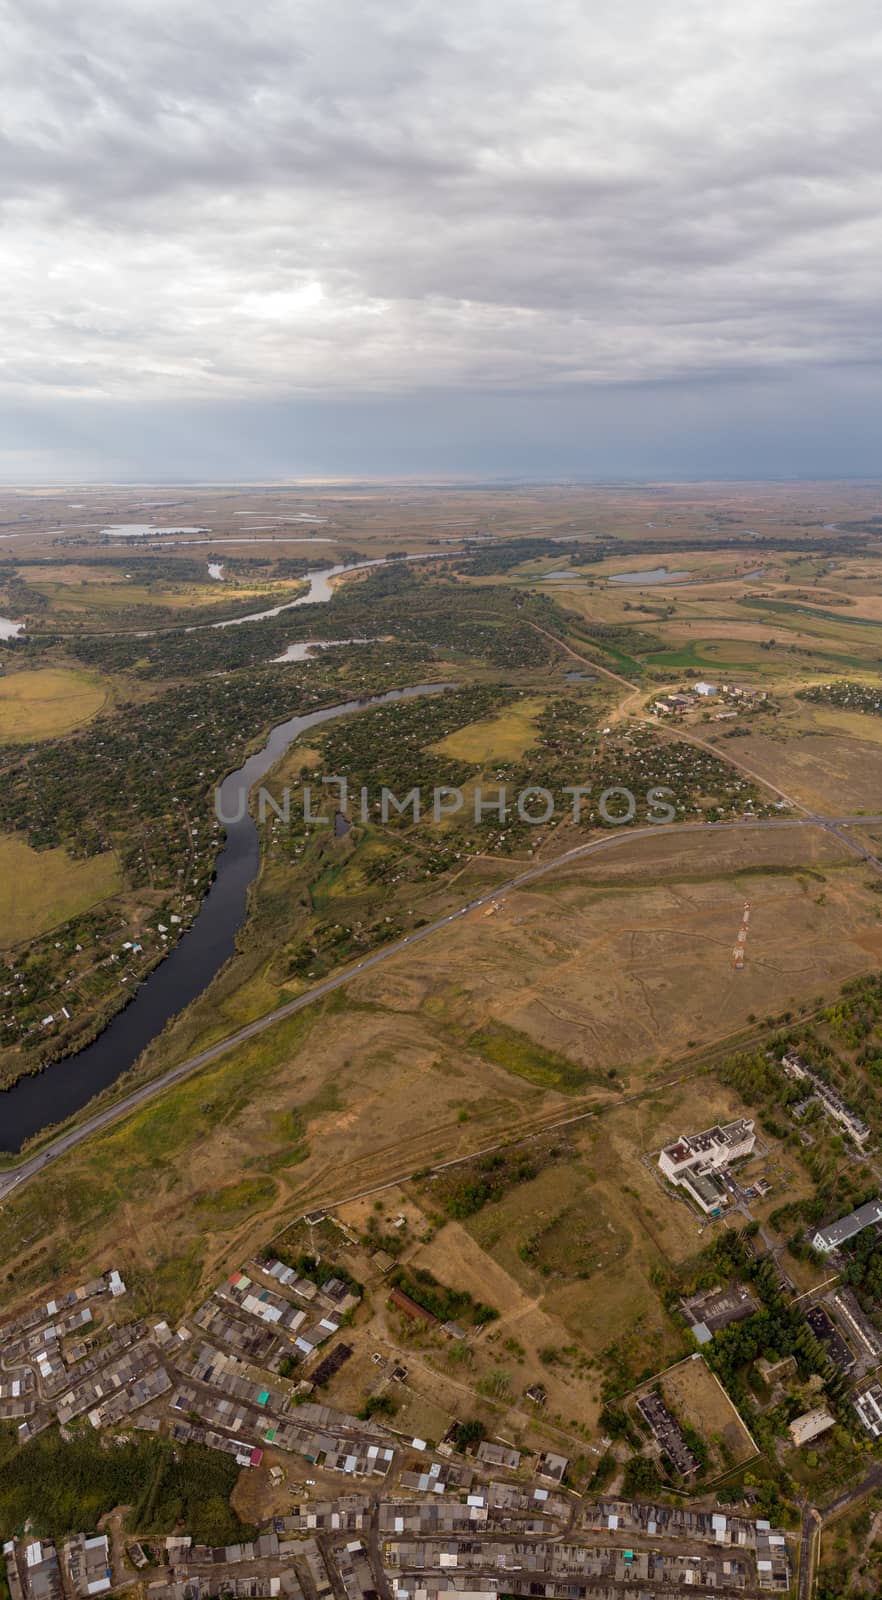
left=0, top=550, right=459, bottom=1149
left=0, top=681, right=453, bottom=1153
left=208, top=553, right=435, bottom=628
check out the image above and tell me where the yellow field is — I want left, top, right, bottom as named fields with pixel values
left=28, top=578, right=302, bottom=615
left=429, top=696, right=545, bottom=761
left=0, top=667, right=108, bottom=741
left=699, top=695, right=882, bottom=814
left=0, top=835, right=122, bottom=945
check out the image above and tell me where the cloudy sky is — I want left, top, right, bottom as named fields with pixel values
left=2, top=0, right=881, bottom=479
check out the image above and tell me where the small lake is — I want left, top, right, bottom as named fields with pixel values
left=0, top=617, right=24, bottom=640
left=0, top=680, right=455, bottom=1153
left=207, top=563, right=225, bottom=581
left=608, top=566, right=690, bottom=584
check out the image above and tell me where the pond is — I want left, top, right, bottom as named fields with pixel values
left=608, top=566, right=690, bottom=584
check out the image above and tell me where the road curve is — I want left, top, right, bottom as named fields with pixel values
left=1, top=809, right=881, bottom=1205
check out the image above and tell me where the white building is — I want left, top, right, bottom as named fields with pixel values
left=694, top=681, right=718, bottom=696
left=659, top=1120, right=755, bottom=1184
left=658, top=1120, right=756, bottom=1215
left=812, top=1198, right=882, bottom=1255
left=855, top=1384, right=882, bottom=1439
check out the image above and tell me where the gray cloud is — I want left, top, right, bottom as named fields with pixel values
left=1, top=0, right=881, bottom=445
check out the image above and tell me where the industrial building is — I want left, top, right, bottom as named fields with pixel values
left=682, top=1283, right=758, bottom=1344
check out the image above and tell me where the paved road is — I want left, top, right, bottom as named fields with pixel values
left=820, top=1459, right=882, bottom=1523
left=797, top=1506, right=819, bottom=1600
left=2, top=808, right=881, bottom=1205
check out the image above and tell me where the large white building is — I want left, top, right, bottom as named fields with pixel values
left=658, top=1119, right=756, bottom=1214
left=659, top=1120, right=756, bottom=1183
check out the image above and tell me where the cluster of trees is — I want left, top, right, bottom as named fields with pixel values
left=450, top=537, right=602, bottom=576
left=840, top=1228, right=882, bottom=1308
left=719, top=1043, right=881, bottom=1233
left=1, top=663, right=377, bottom=869
left=429, top=1142, right=566, bottom=1220
left=451, top=532, right=846, bottom=579
left=65, top=568, right=562, bottom=678
left=312, top=682, right=508, bottom=817
left=621, top=1455, right=662, bottom=1496
left=388, top=1264, right=497, bottom=1327
left=297, top=678, right=766, bottom=878
left=0, top=649, right=466, bottom=1077
left=702, top=1251, right=852, bottom=1424
left=0, top=1427, right=249, bottom=1545
left=449, top=1418, right=486, bottom=1452
left=359, top=1393, right=397, bottom=1420
left=651, top=1224, right=862, bottom=1517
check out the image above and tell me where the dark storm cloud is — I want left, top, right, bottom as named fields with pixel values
left=1, top=0, right=881, bottom=475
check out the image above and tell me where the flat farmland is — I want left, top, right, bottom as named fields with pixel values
left=703, top=700, right=882, bottom=813
left=360, top=830, right=882, bottom=1080
left=644, top=633, right=873, bottom=679
left=0, top=835, right=122, bottom=944
left=0, top=667, right=108, bottom=741
left=22, top=573, right=308, bottom=628
left=429, top=696, right=546, bottom=761
left=647, top=616, right=860, bottom=653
